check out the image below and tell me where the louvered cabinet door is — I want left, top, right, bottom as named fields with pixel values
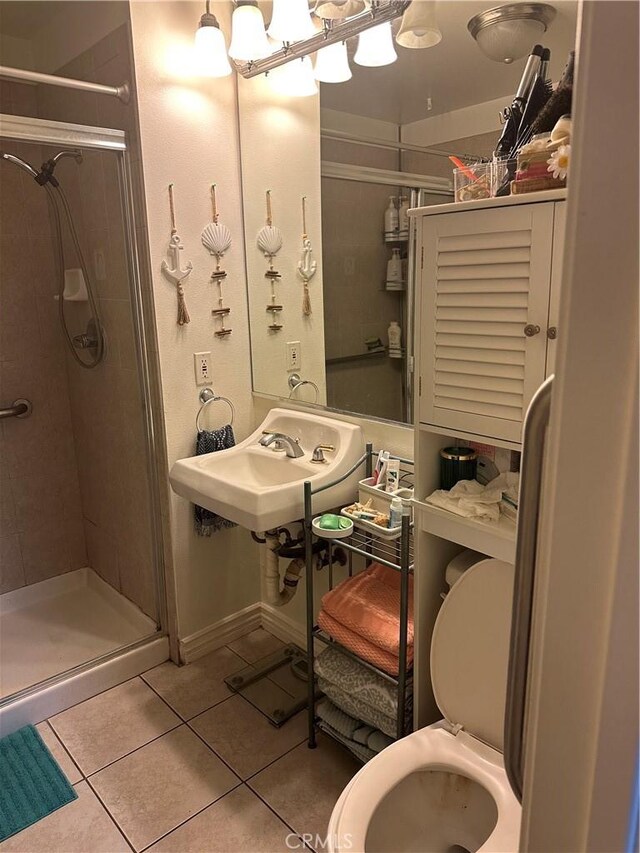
left=419, top=203, right=554, bottom=443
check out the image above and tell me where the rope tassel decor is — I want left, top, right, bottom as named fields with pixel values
left=297, top=196, right=317, bottom=317
left=161, top=183, right=193, bottom=325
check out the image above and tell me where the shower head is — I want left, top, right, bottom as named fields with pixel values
left=49, top=149, right=83, bottom=167
left=37, top=149, right=83, bottom=186
left=0, top=151, right=39, bottom=179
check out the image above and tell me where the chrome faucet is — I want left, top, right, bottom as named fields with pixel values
left=259, top=431, right=304, bottom=459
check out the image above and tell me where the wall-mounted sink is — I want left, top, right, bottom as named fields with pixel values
left=169, top=408, right=364, bottom=531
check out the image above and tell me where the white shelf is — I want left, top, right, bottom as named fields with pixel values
left=418, top=422, right=522, bottom=453
left=414, top=501, right=516, bottom=563
left=409, top=188, right=567, bottom=218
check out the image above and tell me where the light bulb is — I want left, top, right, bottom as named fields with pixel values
left=354, top=21, right=398, bottom=67
left=268, top=0, right=316, bottom=43
left=229, top=1, right=271, bottom=61
left=268, top=57, right=318, bottom=97
left=314, top=41, right=352, bottom=83
left=396, top=1, right=442, bottom=49
left=194, top=11, right=232, bottom=77
left=314, top=0, right=367, bottom=19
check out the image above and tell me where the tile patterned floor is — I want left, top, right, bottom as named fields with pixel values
left=0, top=628, right=361, bottom=853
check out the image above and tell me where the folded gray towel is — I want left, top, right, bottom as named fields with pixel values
left=317, top=699, right=360, bottom=739
left=317, top=721, right=375, bottom=764
left=353, top=725, right=375, bottom=746
left=367, top=730, right=394, bottom=753
left=315, top=645, right=413, bottom=719
left=318, top=677, right=397, bottom=738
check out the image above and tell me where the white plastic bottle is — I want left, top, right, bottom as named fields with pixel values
left=389, top=496, right=403, bottom=528
left=388, top=320, right=402, bottom=358
left=384, top=197, right=398, bottom=238
left=386, top=248, right=403, bottom=289
left=398, top=196, right=410, bottom=237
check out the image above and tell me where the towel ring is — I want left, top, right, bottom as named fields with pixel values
left=288, top=373, right=319, bottom=403
left=196, top=388, right=235, bottom=432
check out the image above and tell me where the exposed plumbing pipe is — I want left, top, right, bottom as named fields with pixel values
left=263, top=532, right=304, bottom=607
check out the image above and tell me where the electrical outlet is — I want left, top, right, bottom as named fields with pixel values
left=287, top=341, right=301, bottom=371
left=194, top=352, right=212, bottom=386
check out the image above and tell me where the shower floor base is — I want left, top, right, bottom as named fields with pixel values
left=0, top=567, right=157, bottom=701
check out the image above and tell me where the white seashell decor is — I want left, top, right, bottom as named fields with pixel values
left=257, top=224, right=283, bottom=258
left=202, top=222, right=232, bottom=258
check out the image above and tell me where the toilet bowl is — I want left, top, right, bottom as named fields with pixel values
left=327, top=558, right=521, bottom=853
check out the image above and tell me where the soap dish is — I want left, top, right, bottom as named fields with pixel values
left=312, top=515, right=354, bottom=540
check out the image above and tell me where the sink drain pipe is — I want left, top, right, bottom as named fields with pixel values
left=263, top=532, right=304, bottom=606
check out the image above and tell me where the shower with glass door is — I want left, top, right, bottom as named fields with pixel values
left=0, top=112, right=167, bottom=722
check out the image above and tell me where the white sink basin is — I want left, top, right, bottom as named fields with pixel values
left=169, top=408, right=364, bottom=531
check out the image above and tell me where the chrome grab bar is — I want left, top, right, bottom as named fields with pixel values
left=0, top=398, right=32, bottom=420
left=504, top=375, right=554, bottom=803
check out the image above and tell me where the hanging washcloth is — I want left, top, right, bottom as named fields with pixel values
left=193, top=425, right=237, bottom=535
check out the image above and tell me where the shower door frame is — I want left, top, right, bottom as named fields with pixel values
left=0, top=113, right=169, bottom=707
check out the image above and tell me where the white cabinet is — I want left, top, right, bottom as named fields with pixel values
left=416, top=195, right=566, bottom=444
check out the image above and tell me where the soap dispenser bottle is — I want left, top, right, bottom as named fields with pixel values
left=386, top=248, right=403, bottom=290
left=388, top=321, right=402, bottom=358
left=384, top=197, right=398, bottom=239
left=398, top=196, right=410, bottom=238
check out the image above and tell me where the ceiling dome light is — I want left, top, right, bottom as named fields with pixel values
left=354, top=21, right=398, bottom=67
left=468, top=3, right=556, bottom=64
left=194, top=3, right=232, bottom=77
left=268, top=56, right=318, bottom=97
left=268, top=0, right=316, bottom=44
left=314, top=41, right=352, bottom=83
left=396, top=0, right=442, bottom=49
left=314, top=0, right=368, bottom=20
left=229, top=1, right=271, bottom=61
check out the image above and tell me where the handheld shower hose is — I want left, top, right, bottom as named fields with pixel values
left=1, top=149, right=105, bottom=369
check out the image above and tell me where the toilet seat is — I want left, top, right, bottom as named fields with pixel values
left=328, top=724, right=521, bottom=853
left=327, top=559, right=521, bottom=852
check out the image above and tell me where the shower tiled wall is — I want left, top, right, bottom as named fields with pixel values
left=0, top=25, right=158, bottom=619
left=0, top=113, right=87, bottom=594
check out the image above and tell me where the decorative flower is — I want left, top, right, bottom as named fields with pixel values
left=547, top=144, right=571, bottom=181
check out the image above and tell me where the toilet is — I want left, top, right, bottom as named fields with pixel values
left=327, top=557, right=521, bottom=853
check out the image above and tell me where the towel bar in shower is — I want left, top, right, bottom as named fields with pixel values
left=0, top=398, right=32, bottom=420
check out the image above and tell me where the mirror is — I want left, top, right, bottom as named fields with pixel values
left=237, top=1, right=578, bottom=425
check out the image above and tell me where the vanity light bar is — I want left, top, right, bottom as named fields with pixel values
left=234, top=0, right=411, bottom=79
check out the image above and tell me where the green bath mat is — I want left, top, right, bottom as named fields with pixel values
left=0, top=725, right=78, bottom=842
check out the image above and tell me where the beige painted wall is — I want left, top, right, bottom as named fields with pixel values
left=129, top=1, right=261, bottom=642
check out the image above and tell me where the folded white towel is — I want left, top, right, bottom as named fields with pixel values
left=426, top=473, right=520, bottom=523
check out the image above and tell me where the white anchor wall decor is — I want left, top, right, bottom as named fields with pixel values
left=297, top=196, right=317, bottom=316
left=257, top=190, right=284, bottom=332
left=201, top=184, right=232, bottom=337
left=161, top=183, right=192, bottom=325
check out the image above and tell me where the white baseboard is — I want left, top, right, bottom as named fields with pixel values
left=179, top=603, right=262, bottom=664
left=179, top=602, right=306, bottom=664
left=260, top=603, right=306, bottom=649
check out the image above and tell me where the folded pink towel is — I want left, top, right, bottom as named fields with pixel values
left=318, top=610, right=413, bottom=676
left=321, top=563, right=414, bottom=656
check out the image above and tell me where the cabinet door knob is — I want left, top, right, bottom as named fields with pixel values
left=524, top=324, right=541, bottom=337
left=547, top=326, right=558, bottom=340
